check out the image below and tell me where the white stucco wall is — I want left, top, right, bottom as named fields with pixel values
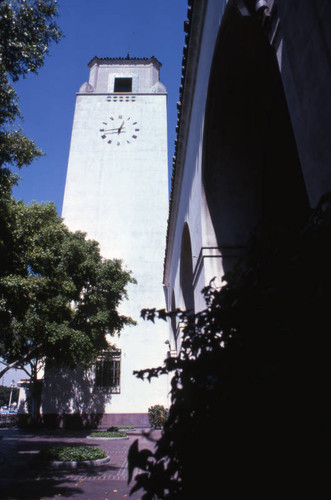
left=88, top=59, right=161, bottom=94
left=164, top=0, right=227, bottom=323
left=56, top=60, right=170, bottom=415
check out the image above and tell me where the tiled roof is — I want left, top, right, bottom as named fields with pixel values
left=88, top=55, right=162, bottom=67
left=163, top=0, right=194, bottom=284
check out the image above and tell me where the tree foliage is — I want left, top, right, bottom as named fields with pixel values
left=0, top=0, right=63, bottom=278
left=128, top=195, right=331, bottom=499
left=0, top=0, right=62, bottom=175
left=0, top=200, right=135, bottom=373
left=0, top=200, right=135, bottom=419
left=0, top=0, right=62, bottom=80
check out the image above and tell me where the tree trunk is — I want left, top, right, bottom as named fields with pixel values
left=29, top=377, right=43, bottom=424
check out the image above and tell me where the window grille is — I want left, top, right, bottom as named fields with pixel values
left=95, top=350, right=121, bottom=393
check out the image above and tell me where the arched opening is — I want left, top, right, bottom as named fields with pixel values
left=202, top=1, right=309, bottom=273
left=180, top=223, right=195, bottom=313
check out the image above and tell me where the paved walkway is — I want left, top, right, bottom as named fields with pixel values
left=0, top=427, right=161, bottom=499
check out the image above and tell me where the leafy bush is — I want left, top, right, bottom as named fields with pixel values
left=107, top=425, right=134, bottom=431
left=89, top=431, right=127, bottom=438
left=148, top=405, right=168, bottom=429
left=38, top=445, right=106, bottom=462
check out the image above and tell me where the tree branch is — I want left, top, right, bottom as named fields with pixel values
left=0, top=344, right=42, bottom=379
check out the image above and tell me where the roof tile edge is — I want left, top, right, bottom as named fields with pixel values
left=88, top=56, right=162, bottom=68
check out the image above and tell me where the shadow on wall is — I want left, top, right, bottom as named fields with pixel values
left=41, top=364, right=110, bottom=429
left=203, top=3, right=309, bottom=276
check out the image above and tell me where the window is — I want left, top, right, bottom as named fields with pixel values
left=95, top=350, right=121, bottom=393
left=114, top=77, right=132, bottom=93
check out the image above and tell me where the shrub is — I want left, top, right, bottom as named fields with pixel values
left=148, top=405, right=168, bottom=429
left=107, top=425, right=134, bottom=431
left=38, top=445, right=106, bottom=462
left=89, top=431, right=127, bottom=438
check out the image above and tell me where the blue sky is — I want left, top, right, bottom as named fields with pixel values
left=2, top=0, right=187, bottom=387
left=12, top=0, right=187, bottom=211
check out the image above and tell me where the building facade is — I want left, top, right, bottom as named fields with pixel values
left=164, top=0, right=331, bottom=353
left=43, top=57, right=169, bottom=427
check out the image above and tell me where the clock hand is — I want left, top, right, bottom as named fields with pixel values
left=101, top=129, right=126, bottom=135
left=118, top=121, right=125, bottom=134
left=100, top=127, right=123, bottom=132
left=109, top=129, right=126, bottom=134
left=101, top=130, right=127, bottom=139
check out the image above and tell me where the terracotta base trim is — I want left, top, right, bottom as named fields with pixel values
left=35, top=412, right=149, bottom=429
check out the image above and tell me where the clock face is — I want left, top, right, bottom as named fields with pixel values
left=99, top=114, right=140, bottom=146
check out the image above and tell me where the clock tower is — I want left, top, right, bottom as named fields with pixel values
left=46, top=57, right=169, bottom=427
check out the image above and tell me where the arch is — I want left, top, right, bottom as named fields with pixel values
left=180, top=223, right=195, bottom=313
left=202, top=1, right=309, bottom=273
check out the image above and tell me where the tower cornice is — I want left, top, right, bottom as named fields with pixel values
left=88, top=56, right=162, bottom=68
